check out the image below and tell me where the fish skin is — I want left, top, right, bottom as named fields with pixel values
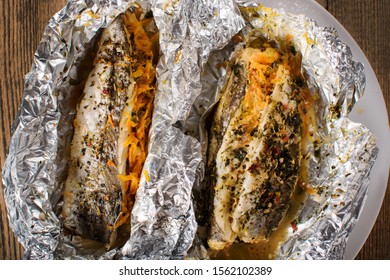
left=207, top=47, right=302, bottom=250
left=62, top=16, right=134, bottom=245
left=205, top=53, right=249, bottom=250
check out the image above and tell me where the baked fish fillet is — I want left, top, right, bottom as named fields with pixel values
left=207, top=45, right=303, bottom=250
left=62, top=10, right=157, bottom=247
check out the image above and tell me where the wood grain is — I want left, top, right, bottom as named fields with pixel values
left=0, top=0, right=389, bottom=260
left=326, top=0, right=390, bottom=260
left=0, top=0, right=67, bottom=260
left=315, top=0, right=328, bottom=9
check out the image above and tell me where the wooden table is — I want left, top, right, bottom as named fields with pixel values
left=1, top=0, right=389, bottom=260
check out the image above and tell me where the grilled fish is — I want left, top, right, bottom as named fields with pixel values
left=62, top=10, right=158, bottom=247
left=207, top=42, right=307, bottom=250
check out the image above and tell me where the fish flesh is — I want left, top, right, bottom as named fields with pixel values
left=62, top=10, right=157, bottom=247
left=207, top=42, right=307, bottom=250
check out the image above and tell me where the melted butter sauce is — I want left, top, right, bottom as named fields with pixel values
left=209, top=181, right=307, bottom=260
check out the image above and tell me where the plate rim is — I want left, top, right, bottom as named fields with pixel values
left=260, top=0, right=390, bottom=259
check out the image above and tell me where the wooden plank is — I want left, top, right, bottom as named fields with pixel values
left=315, top=0, right=328, bottom=9
left=0, top=0, right=67, bottom=260
left=327, top=0, right=390, bottom=260
left=0, top=0, right=388, bottom=260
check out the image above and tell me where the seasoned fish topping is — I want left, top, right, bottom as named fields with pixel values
left=207, top=43, right=307, bottom=251
left=62, top=10, right=157, bottom=247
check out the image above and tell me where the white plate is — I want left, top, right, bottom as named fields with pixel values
left=259, top=0, right=390, bottom=259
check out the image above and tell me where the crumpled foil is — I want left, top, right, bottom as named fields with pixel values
left=233, top=5, right=377, bottom=260
left=2, top=0, right=142, bottom=260
left=1, top=0, right=377, bottom=260
left=120, top=0, right=244, bottom=260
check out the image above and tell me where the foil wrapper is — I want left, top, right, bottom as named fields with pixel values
left=2, top=0, right=144, bottom=260
left=2, top=0, right=377, bottom=260
left=120, top=0, right=244, bottom=260
left=234, top=5, right=377, bottom=260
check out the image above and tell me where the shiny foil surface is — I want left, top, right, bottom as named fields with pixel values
left=2, top=0, right=377, bottom=260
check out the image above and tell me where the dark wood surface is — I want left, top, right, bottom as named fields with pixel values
left=0, top=0, right=389, bottom=260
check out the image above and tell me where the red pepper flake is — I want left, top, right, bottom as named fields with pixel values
left=290, top=221, right=298, bottom=232
left=107, top=159, right=116, bottom=168
left=248, top=162, right=260, bottom=174
left=231, top=34, right=243, bottom=43
left=102, top=88, right=109, bottom=95
left=283, top=103, right=289, bottom=110
left=271, top=146, right=280, bottom=155
left=283, top=135, right=289, bottom=142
